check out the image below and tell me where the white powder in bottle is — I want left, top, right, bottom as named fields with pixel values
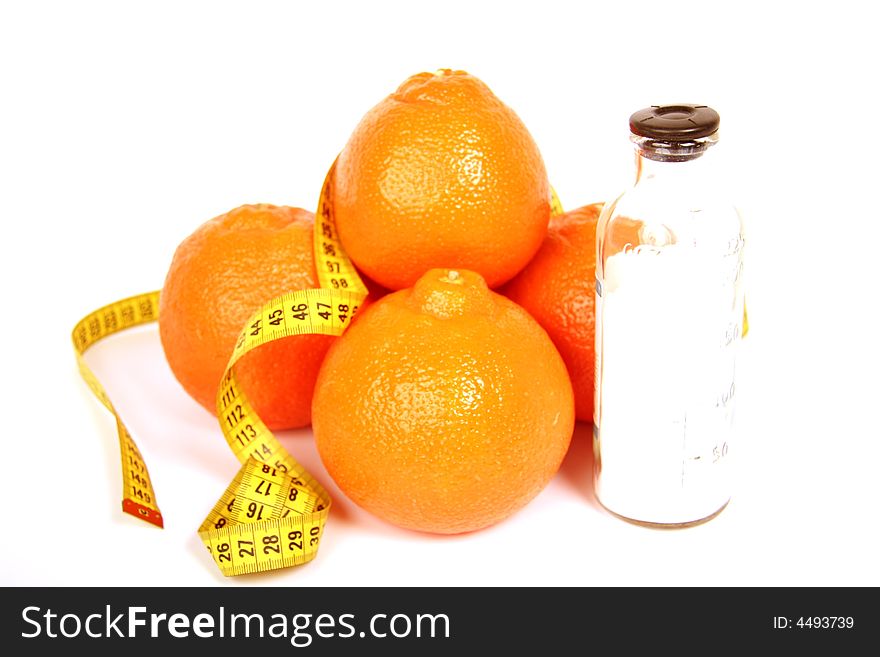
left=594, top=241, right=742, bottom=524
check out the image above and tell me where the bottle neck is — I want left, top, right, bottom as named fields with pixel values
left=632, top=133, right=719, bottom=185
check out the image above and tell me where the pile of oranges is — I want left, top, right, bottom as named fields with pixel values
left=159, top=69, right=600, bottom=534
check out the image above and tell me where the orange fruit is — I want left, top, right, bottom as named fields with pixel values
left=502, top=203, right=603, bottom=423
left=159, top=204, right=332, bottom=430
left=312, top=268, right=574, bottom=534
left=332, top=69, right=551, bottom=290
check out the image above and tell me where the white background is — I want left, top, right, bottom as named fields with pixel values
left=1, top=1, right=878, bottom=586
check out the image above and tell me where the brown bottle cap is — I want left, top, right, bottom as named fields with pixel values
left=629, top=104, right=720, bottom=140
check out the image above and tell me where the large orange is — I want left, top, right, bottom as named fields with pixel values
left=312, top=268, right=574, bottom=534
left=332, top=69, right=551, bottom=290
left=502, top=204, right=603, bottom=422
left=159, top=204, right=332, bottom=430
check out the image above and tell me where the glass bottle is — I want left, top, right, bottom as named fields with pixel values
left=593, top=104, right=745, bottom=526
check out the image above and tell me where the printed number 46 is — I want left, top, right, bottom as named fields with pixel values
left=291, top=303, right=308, bottom=321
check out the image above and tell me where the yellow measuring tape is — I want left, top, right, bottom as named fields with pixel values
left=74, top=162, right=368, bottom=575
left=73, top=292, right=165, bottom=528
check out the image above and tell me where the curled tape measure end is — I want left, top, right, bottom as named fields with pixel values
left=73, top=292, right=165, bottom=529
